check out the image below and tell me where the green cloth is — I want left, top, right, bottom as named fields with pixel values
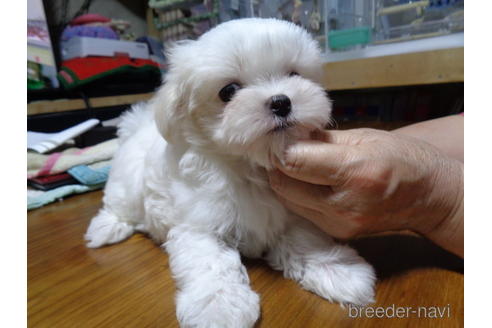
left=27, top=183, right=103, bottom=211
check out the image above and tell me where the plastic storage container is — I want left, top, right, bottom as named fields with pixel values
left=148, top=0, right=255, bottom=44
left=253, top=0, right=327, bottom=51
left=324, top=0, right=464, bottom=52
left=325, top=0, right=375, bottom=51
left=374, top=0, right=464, bottom=44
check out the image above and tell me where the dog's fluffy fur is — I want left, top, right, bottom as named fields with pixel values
left=85, top=18, right=376, bottom=327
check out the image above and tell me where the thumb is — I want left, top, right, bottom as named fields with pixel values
left=275, top=136, right=357, bottom=186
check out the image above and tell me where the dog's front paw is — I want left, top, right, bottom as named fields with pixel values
left=176, top=283, right=260, bottom=328
left=301, top=247, right=376, bottom=306
left=85, top=209, right=134, bottom=248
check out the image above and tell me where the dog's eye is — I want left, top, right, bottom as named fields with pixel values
left=219, top=82, right=241, bottom=102
left=289, top=71, right=299, bottom=77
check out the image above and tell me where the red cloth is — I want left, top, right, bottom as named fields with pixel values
left=58, top=56, right=160, bottom=89
left=70, top=14, right=111, bottom=26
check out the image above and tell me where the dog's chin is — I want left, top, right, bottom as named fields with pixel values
left=244, top=124, right=315, bottom=170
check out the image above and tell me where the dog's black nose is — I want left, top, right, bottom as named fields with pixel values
left=269, top=94, right=291, bottom=118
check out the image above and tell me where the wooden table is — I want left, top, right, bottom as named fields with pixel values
left=28, top=190, right=463, bottom=327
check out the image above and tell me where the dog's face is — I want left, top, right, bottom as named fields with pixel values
left=154, top=18, right=332, bottom=168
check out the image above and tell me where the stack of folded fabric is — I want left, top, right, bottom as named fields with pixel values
left=27, top=138, right=118, bottom=210
left=57, top=13, right=161, bottom=89
left=58, top=56, right=160, bottom=89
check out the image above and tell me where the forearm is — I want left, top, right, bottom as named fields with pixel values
left=417, top=160, right=464, bottom=258
left=423, top=192, right=464, bottom=258
left=393, top=115, right=464, bottom=162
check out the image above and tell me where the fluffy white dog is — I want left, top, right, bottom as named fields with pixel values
left=85, top=18, right=375, bottom=327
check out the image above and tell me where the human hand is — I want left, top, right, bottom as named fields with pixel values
left=268, top=128, right=463, bottom=256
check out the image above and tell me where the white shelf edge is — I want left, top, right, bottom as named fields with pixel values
left=322, top=32, right=464, bottom=63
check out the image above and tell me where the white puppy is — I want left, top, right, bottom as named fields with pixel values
left=85, top=18, right=375, bottom=327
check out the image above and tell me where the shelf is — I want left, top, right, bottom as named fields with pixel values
left=323, top=33, right=463, bottom=63
left=323, top=47, right=463, bottom=91
left=377, top=0, right=429, bottom=16
left=28, top=44, right=464, bottom=115
left=27, top=92, right=154, bottom=115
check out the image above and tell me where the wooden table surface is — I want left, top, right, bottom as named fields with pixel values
left=28, top=190, right=463, bottom=328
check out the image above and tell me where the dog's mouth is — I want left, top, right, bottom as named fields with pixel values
left=269, top=121, right=296, bottom=133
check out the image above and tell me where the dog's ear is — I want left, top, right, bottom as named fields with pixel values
left=152, top=41, right=195, bottom=144
left=152, top=78, right=185, bottom=144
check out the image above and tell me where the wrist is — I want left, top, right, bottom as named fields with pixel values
left=428, top=191, right=464, bottom=257
left=415, top=158, right=464, bottom=257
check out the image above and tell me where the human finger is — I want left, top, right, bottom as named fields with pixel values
left=274, top=140, right=359, bottom=186
left=268, top=169, right=331, bottom=210
left=275, top=193, right=357, bottom=239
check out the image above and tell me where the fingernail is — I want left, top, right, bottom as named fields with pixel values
left=282, top=145, right=297, bottom=168
left=278, top=155, right=286, bottom=167
left=270, top=154, right=284, bottom=168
